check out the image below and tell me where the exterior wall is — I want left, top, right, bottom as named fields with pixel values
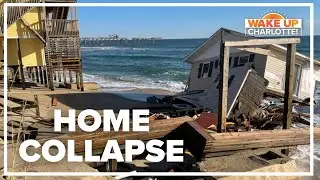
left=8, top=38, right=45, bottom=67
left=264, top=46, right=312, bottom=99
left=6, top=7, right=45, bottom=67
left=187, top=51, right=268, bottom=91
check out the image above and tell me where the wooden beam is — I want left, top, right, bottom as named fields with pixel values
left=225, top=38, right=300, bottom=47
left=204, top=128, right=319, bottom=156
left=235, top=47, right=270, bottom=56
left=283, top=44, right=296, bottom=129
left=16, top=38, right=25, bottom=90
left=217, top=42, right=229, bottom=133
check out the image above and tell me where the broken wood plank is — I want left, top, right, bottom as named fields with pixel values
left=47, top=116, right=194, bottom=153
left=204, top=128, right=319, bottom=155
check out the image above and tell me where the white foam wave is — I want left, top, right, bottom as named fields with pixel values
left=82, top=73, right=186, bottom=92
left=81, top=46, right=193, bottom=52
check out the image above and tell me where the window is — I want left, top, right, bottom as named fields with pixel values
left=208, top=61, right=214, bottom=77
left=197, top=62, right=213, bottom=78
left=202, top=63, right=210, bottom=77
left=239, top=56, right=249, bottom=66
left=214, top=59, right=219, bottom=68
left=249, top=54, right=255, bottom=62
left=229, top=57, right=232, bottom=67
left=233, top=57, right=239, bottom=67
left=197, top=63, right=203, bottom=78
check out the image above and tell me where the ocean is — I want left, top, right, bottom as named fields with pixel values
left=81, top=36, right=320, bottom=174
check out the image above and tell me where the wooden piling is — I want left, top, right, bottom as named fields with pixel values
left=217, top=41, right=229, bottom=133
left=27, top=67, right=31, bottom=78
left=31, top=67, right=35, bottom=82
left=35, top=66, right=40, bottom=83
left=281, top=44, right=296, bottom=155
left=39, top=66, right=44, bottom=84
left=79, top=62, right=84, bottom=91
left=69, top=70, right=73, bottom=83
left=43, top=66, right=48, bottom=87
left=34, top=94, right=40, bottom=117
left=76, top=71, right=80, bottom=89
left=48, top=61, right=54, bottom=91
left=16, top=38, right=26, bottom=90
left=283, top=44, right=296, bottom=129
left=63, top=69, right=67, bottom=85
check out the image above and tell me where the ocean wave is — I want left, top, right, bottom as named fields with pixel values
left=83, top=53, right=182, bottom=60
left=82, top=73, right=186, bottom=92
left=81, top=46, right=194, bottom=52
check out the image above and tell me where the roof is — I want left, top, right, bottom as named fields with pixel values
left=184, top=27, right=320, bottom=66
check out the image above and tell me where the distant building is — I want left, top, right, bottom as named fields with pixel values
left=184, top=28, right=320, bottom=102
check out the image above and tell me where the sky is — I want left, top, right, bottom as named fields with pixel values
left=77, top=0, right=320, bottom=39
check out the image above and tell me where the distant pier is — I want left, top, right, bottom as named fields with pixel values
left=81, top=35, right=162, bottom=47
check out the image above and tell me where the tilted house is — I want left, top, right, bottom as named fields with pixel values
left=184, top=28, right=320, bottom=103
left=0, top=0, right=84, bottom=91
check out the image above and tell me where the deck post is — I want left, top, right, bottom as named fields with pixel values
left=283, top=43, right=296, bottom=129
left=63, top=69, right=67, bottom=85
left=31, top=67, right=35, bottom=82
left=282, top=44, right=296, bottom=155
left=48, top=61, right=54, bottom=91
left=43, top=66, right=48, bottom=87
left=16, top=38, right=26, bottom=90
left=76, top=71, right=80, bottom=89
left=53, top=71, right=56, bottom=81
left=58, top=67, right=61, bottom=82
left=35, top=66, right=40, bottom=83
left=217, top=41, right=229, bottom=133
left=34, top=94, right=40, bottom=117
left=69, top=70, right=73, bottom=83
left=79, top=61, right=84, bottom=91
left=27, top=67, right=31, bottom=78
left=39, top=66, right=44, bottom=84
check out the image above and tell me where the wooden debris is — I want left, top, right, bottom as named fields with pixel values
left=204, top=128, right=320, bottom=158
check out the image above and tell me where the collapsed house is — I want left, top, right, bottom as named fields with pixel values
left=178, top=28, right=320, bottom=116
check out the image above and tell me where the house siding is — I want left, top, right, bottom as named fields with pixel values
left=264, top=46, right=314, bottom=99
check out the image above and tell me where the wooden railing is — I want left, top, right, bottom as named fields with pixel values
left=44, top=19, right=79, bottom=37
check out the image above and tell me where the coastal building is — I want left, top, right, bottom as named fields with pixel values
left=0, top=0, right=83, bottom=91
left=184, top=28, right=320, bottom=100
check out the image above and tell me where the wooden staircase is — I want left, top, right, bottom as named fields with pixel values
left=0, top=0, right=41, bottom=35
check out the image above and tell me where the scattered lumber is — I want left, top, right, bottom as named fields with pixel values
left=204, top=128, right=320, bottom=158
left=53, top=116, right=194, bottom=153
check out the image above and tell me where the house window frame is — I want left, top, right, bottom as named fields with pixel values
left=198, top=61, right=215, bottom=78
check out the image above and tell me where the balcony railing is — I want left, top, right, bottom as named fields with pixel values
left=44, top=19, right=79, bottom=37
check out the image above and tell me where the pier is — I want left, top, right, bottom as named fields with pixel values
left=80, top=35, right=162, bottom=46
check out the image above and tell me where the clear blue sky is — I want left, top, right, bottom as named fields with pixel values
left=77, top=0, right=320, bottom=39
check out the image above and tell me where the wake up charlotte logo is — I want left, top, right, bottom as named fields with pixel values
left=245, top=11, right=302, bottom=36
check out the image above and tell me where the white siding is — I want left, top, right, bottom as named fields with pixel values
left=264, top=46, right=314, bottom=99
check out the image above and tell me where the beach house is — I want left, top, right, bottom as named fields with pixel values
left=0, top=0, right=84, bottom=91
left=184, top=28, right=320, bottom=102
